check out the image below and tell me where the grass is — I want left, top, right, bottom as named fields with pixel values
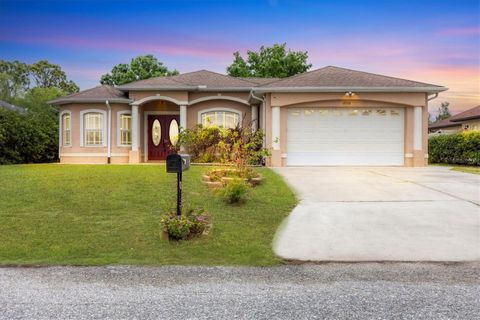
left=431, top=163, right=480, bottom=175
left=0, top=164, right=297, bottom=266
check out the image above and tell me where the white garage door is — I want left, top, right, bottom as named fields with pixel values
left=287, top=107, right=404, bottom=166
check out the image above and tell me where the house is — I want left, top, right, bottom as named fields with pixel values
left=429, top=105, right=480, bottom=134
left=49, top=66, right=447, bottom=167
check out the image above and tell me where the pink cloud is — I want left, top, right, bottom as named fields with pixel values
left=438, top=27, right=480, bottom=36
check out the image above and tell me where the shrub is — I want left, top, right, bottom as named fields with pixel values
left=429, top=131, right=480, bottom=165
left=219, top=179, right=250, bottom=204
left=161, top=208, right=209, bottom=240
left=177, top=123, right=269, bottom=166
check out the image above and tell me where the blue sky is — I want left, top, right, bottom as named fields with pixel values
left=1, top=0, right=479, bottom=113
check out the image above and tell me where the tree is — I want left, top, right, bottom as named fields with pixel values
left=29, top=60, right=79, bottom=94
left=226, top=43, right=312, bottom=78
left=0, top=60, right=30, bottom=101
left=100, top=55, right=179, bottom=86
left=436, top=102, right=452, bottom=121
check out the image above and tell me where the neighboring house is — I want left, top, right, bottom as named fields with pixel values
left=0, top=100, right=27, bottom=114
left=429, top=105, right=480, bottom=134
left=49, top=66, right=447, bottom=167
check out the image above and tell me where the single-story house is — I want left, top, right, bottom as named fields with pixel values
left=49, top=66, right=447, bottom=167
left=429, top=105, right=480, bottom=134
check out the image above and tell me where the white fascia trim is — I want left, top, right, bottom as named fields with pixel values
left=253, top=86, right=448, bottom=93
left=143, top=111, right=180, bottom=162
left=59, top=110, right=72, bottom=149
left=197, top=107, right=243, bottom=126
left=131, top=95, right=188, bottom=106
left=60, top=153, right=129, bottom=157
left=116, top=110, right=133, bottom=147
left=80, top=109, right=108, bottom=147
left=119, top=86, right=252, bottom=92
left=49, top=98, right=132, bottom=105
left=188, top=95, right=250, bottom=106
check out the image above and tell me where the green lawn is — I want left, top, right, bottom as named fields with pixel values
left=432, top=164, right=480, bottom=175
left=0, top=164, right=297, bottom=266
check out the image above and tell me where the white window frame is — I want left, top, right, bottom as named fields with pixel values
left=80, top=109, right=107, bottom=147
left=198, top=107, right=242, bottom=128
left=59, top=110, right=72, bottom=147
left=117, top=110, right=132, bottom=147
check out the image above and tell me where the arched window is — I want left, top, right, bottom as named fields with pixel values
left=80, top=109, right=107, bottom=147
left=117, top=111, right=132, bottom=146
left=60, top=111, right=71, bottom=147
left=199, top=108, right=241, bottom=129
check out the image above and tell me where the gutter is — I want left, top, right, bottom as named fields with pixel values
left=105, top=100, right=112, bottom=164
left=253, top=86, right=448, bottom=94
left=49, top=98, right=132, bottom=105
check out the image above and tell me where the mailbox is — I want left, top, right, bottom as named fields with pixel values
left=166, top=153, right=190, bottom=173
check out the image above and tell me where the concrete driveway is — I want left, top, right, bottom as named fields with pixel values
left=273, top=167, right=480, bottom=261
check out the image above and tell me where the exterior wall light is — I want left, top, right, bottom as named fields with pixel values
left=345, top=91, right=355, bottom=97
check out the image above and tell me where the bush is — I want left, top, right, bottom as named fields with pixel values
left=219, top=179, right=250, bottom=204
left=429, top=131, right=480, bottom=165
left=161, top=208, right=209, bottom=240
left=177, top=124, right=269, bottom=166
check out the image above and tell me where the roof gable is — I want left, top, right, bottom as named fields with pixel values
left=262, top=66, right=443, bottom=88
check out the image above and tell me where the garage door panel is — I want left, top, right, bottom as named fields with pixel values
left=287, top=107, right=405, bottom=166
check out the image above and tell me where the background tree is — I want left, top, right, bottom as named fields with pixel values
left=29, top=60, right=79, bottom=94
left=100, top=55, right=179, bottom=86
left=226, top=43, right=312, bottom=78
left=436, top=102, right=452, bottom=121
left=0, top=60, right=30, bottom=101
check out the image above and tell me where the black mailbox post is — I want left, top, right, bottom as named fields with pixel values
left=166, top=153, right=190, bottom=216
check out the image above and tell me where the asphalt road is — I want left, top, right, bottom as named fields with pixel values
left=1, top=263, right=479, bottom=320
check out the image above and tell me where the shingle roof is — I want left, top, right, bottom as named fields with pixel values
left=49, top=85, right=131, bottom=105
left=118, top=70, right=256, bottom=90
left=50, top=66, right=447, bottom=104
left=449, top=105, right=480, bottom=122
left=428, top=118, right=462, bottom=130
left=261, top=66, right=444, bottom=89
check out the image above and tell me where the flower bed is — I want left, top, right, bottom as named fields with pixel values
left=202, top=168, right=263, bottom=189
left=161, top=208, right=211, bottom=241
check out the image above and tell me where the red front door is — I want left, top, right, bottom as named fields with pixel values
left=148, top=114, right=180, bottom=160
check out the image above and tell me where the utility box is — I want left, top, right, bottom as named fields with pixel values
left=166, top=153, right=190, bottom=173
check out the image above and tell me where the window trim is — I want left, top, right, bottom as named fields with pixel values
left=198, top=107, right=242, bottom=128
left=59, top=110, right=72, bottom=147
left=116, top=110, right=132, bottom=147
left=80, top=109, right=107, bottom=147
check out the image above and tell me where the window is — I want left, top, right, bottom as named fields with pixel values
left=62, top=113, right=71, bottom=146
left=120, top=114, right=132, bottom=145
left=84, top=112, right=103, bottom=146
left=201, top=110, right=240, bottom=129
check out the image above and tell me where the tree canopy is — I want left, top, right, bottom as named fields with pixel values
left=0, top=59, right=79, bottom=101
left=436, top=102, right=452, bottom=121
left=226, top=43, right=312, bottom=78
left=100, top=55, right=179, bottom=86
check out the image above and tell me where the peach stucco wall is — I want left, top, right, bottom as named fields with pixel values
left=58, top=90, right=430, bottom=167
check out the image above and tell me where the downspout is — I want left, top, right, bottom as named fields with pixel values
left=250, top=90, right=266, bottom=148
left=106, top=100, right=112, bottom=164
left=427, top=93, right=439, bottom=101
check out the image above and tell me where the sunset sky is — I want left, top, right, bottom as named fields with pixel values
left=1, top=0, right=479, bottom=115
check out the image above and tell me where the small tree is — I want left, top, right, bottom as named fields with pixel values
left=100, top=55, right=179, bottom=86
left=436, top=102, right=451, bottom=121
left=227, top=43, right=312, bottom=78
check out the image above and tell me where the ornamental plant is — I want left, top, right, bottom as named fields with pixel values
left=160, top=208, right=209, bottom=240
left=429, top=131, right=480, bottom=165
left=218, top=178, right=250, bottom=204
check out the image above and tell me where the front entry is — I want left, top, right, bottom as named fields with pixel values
left=147, top=114, right=180, bottom=161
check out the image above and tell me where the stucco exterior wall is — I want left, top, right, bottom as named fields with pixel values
left=59, top=102, right=131, bottom=164
left=186, top=100, right=251, bottom=129
left=462, top=119, right=480, bottom=131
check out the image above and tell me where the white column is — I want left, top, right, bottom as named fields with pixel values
left=131, top=104, right=139, bottom=151
left=413, top=106, right=422, bottom=150
left=272, top=106, right=280, bottom=150
left=251, top=105, right=258, bottom=131
left=180, top=105, right=187, bottom=130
